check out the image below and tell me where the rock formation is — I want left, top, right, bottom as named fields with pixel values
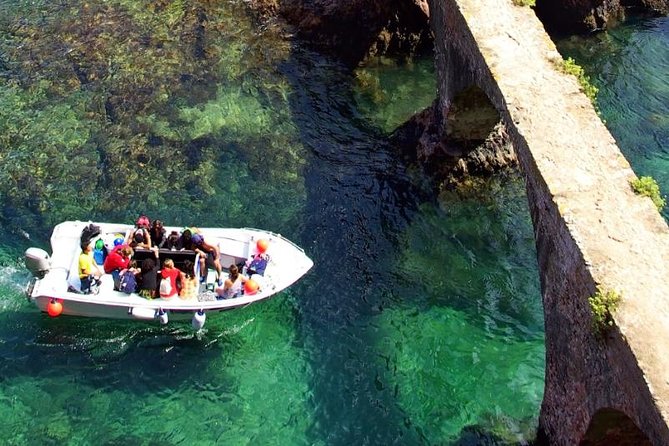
left=391, top=99, right=516, bottom=189
left=248, top=0, right=432, bottom=67
left=245, top=0, right=668, bottom=188
left=535, top=0, right=669, bottom=34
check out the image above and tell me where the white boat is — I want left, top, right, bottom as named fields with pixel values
left=23, top=221, right=313, bottom=328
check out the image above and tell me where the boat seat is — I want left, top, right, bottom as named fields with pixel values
left=133, top=248, right=196, bottom=270
left=218, top=238, right=249, bottom=269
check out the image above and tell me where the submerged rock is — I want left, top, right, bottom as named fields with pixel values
left=391, top=100, right=517, bottom=191
left=535, top=0, right=669, bottom=34
left=248, top=0, right=432, bottom=67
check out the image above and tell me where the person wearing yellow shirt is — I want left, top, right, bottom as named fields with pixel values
left=79, top=242, right=103, bottom=294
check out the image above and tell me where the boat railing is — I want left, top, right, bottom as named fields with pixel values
left=241, top=228, right=308, bottom=254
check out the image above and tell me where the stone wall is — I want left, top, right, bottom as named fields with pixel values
left=428, top=0, right=669, bottom=444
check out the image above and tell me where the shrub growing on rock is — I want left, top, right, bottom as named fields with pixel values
left=588, top=287, right=621, bottom=335
left=630, top=176, right=666, bottom=211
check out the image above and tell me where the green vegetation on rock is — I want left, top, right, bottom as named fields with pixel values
left=512, top=0, right=535, bottom=7
left=588, top=287, right=621, bottom=334
left=557, top=57, right=599, bottom=105
left=630, top=176, right=666, bottom=211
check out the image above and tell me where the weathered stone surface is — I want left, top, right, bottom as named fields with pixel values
left=535, top=0, right=669, bottom=34
left=429, top=0, right=669, bottom=444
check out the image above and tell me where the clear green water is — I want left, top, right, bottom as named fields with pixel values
left=0, top=0, right=566, bottom=444
left=556, top=15, right=669, bottom=220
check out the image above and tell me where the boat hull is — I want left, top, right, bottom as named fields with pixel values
left=26, top=221, right=313, bottom=325
left=31, top=294, right=250, bottom=320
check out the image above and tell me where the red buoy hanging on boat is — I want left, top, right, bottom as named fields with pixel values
left=47, top=299, right=63, bottom=317
left=244, top=279, right=259, bottom=295
left=256, top=239, right=269, bottom=254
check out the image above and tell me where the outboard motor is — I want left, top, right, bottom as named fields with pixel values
left=25, top=248, right=50, bottom=279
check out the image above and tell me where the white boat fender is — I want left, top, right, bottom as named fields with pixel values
left=192, top=310, right=206, bottom=330
left=158, top=308, right=169, bottom=325
left=129, top=306, right=157, bottom=320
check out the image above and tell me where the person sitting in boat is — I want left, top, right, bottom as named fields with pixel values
left=79, top=242, right=103, bottom=294
left=118, top=261, right=140, bottom=294
left=192, top=233, right=223, bottom=285
left=163, top=230, right=180, bottom=250
left=103, top=245, right=134, bottom=291
left=137, top=255, right=159, bottom=299
left=179, top=260, right=198, bottom=300
left=127, top=227, right=152, bottom=250
left=246, top=252, right=269, bottom=277
left=159, top=258, right=182, bottom=299
left=149, top=219, right=166, bottom=248
left=215, top=264, right=248, bottom=300
left=124, top=260, right=140, bottom=276
left=126, top=215, right=152, bottom=249
left=176, top=228, right=195, bottom=251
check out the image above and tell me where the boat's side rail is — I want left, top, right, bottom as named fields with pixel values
left=241, top=228, right=308, bottom=255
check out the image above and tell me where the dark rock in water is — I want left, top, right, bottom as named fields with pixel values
left=247, top=0, right=432, bottom=68
left=391, top=99, right=517, bottom=190
left=535, top=0, right=669, bottom=35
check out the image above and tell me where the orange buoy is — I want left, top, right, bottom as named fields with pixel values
left=256, top=239, right=269, bottom=254
left=47, top=299, right=63, bottom=317
left=244, top=279, right=259, bottom=295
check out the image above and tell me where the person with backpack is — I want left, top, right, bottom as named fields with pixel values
left=118, top=261, right=139, bottom=294
left=159, top=258, right=182, bottom=299
left=104, top=246, right=133, bottom=291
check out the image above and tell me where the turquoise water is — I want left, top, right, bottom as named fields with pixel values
left=556, top=15, right=669, bottom=220
left=0, top=1, right=623, bottom=444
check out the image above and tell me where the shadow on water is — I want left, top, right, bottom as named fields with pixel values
left=281, top=39, right=544, bottom=444
left=281, top=46, right=432, bottom=444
